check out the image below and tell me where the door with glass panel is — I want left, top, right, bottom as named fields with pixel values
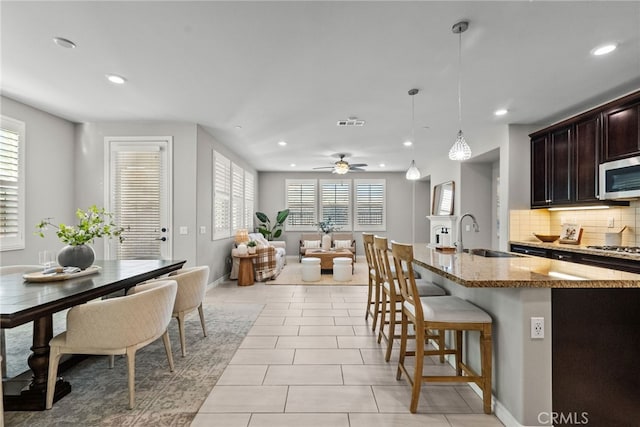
left=105, top=137, right=172, bottom=260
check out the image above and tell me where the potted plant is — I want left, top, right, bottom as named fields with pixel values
left=255, top=209, right=289, bottom=241
left=247, top=240, right=257, bottom=254
left=316, top=217, right=340, bottom=250
left=36, top=205, right=125, bottom=270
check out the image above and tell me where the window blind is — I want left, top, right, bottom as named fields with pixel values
left=113, top=149, right=162, bottom=259
left=354, top=179, right=386, bottom=231
left=213, top=151, right=231, bottom=240
left=231, top=162, right=244, bottom=233
left=244, top=171, right=254, bottom=231
left=285, top=179, right=317, bottom=230
left=0, top=116, right=25, bottom=250
left=320, top=180, right=351, bottom=230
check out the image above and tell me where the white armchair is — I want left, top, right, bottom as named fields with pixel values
left=46, top=280, right=177, bottom=409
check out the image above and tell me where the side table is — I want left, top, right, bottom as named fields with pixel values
left=235, top=254, right=258, bottom=286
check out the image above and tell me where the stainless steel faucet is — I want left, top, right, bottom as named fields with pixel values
left=456, top=213, right=479, bottom=253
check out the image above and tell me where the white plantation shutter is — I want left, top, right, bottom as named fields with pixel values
left=244, top=171, right=254, bottom=231
left=213, top=151, right=231, bottom=239
left=354, top=179, right=386, bottom=231
left=0, top=116, right=25, bottom=250
left=320, top=180, right=351, bottom=230
left=286, top=179, right=317, bottom=230
left=112, top=148, right=162, bottom=259
left=231, top=162, right=244, bottom=233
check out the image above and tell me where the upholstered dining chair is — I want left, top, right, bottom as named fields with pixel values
left=45, top=280, right=177, bottom=410
left=0, top=265, right=42, bottom=377
left=374, top=236, right=446, bottom=362
left=166, top=266, right=210, bottom=357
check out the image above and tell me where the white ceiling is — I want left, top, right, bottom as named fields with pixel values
left=2, top=1, right=639, bottom=173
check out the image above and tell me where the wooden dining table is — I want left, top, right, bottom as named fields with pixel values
left=0, top=259, right=186, bottom=411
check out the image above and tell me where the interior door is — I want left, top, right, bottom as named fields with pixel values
left=104, top=137, right=173, bottom=260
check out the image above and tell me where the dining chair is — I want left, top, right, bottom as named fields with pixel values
left=392, top=241, right=493, bottom=414
left=374, top=237, right=446, bottom=362
left=0, top=265, right=42, bottom=377
left=0, top=356, right=4, bottom=427
left=45, top=279, right=177, bottom=409
left=362, top=233, right=381, bottom=331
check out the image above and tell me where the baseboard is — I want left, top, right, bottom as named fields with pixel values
left=208, top=274, right=229, bottom=289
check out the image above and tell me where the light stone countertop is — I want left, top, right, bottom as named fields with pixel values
left=411, top=244, right=640, bottom=289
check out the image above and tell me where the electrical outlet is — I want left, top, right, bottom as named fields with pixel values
left=199, top=226, right=207, bottom=234
left=531, top=317, right=544, bottom=339
left=607, top=217, right=615, bottom=228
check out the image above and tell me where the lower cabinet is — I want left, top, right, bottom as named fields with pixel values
left=509, top=244, right=640, bottom=274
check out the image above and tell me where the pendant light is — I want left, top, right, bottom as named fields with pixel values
left=448, top=20, right=472, bottom=161
left=405, top=88, right=421, bottom=180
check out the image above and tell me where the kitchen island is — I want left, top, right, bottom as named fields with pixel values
left=410, top=244, right=639, bottom=427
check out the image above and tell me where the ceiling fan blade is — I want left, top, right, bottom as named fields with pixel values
left=312, top=166, right=335, bottom=169
left=349, top=167, right=366, bottom=172
left=349, top=163, right=368, bottom=168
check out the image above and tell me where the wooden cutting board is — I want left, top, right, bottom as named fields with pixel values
left=22, top=265, right=101, bottom=282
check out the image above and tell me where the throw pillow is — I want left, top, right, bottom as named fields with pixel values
left=334, top=239, right=352, bottom=249
left=304, top=240, right=321, bottom=249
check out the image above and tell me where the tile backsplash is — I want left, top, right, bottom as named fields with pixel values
left=510, top=201, right=639, bottom=246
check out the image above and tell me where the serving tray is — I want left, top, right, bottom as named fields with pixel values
left=23, top=265, right=101, bottom=282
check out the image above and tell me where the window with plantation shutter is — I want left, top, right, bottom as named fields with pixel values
left=0, top=116, right=25, bottom=251
left=320, top=180, right=351, bottom=230
left=112, top=147, right=163, bottom=259
left=244, top=171, right=254, bottom=231
left=213, top=151, right=231, bottom=240
left=231, top=162, right=244, bottom=233
left=354, top=179, right=386, bottom=231
left=285, top=179, right=317, bottom=230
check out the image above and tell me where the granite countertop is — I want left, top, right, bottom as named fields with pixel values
left=509, top=240, right=640, bottom=261
left=412, top=244, right=640, bottom=289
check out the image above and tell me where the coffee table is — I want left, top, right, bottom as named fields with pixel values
left=304, top=249, right=354, bottom=271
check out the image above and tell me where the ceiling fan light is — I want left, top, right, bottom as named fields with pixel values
left=405, top=160, right=421, bottom=180
left=448, top=130, right=472, bottom=161
left=334, top=162, right=350, bottom=174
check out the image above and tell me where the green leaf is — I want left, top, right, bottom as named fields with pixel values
left=273, top=229, right=282, bottom=238
left=255, top=212, right=269, bottom=224
left=275, top=209, right=290, bottom=225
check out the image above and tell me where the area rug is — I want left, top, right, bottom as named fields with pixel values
left=267, top=258, right=368, bottom=285
left=4, top=302, right=263, bottom=427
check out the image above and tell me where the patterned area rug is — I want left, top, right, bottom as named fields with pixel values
left=267, top=257, right=368, bottom=285
left=4, top=302, right=262, bottom=426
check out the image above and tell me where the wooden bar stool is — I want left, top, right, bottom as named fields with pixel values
left=392, top=241, right=493, bottom=414
left=374, top=236, right=446, bottom=362
left=362, top=233, right=381, bottom=331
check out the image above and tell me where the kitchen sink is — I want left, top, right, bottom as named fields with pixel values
left=464, top=248, right=522, bottom=258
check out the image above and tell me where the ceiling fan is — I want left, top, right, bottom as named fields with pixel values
left=312, top=154, right=368, bottom=174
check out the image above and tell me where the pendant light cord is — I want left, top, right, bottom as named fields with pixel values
left=457, top=28, right=462, bottom=130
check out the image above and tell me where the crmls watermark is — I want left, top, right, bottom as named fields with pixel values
left=538, top=412, right=589, bottom=425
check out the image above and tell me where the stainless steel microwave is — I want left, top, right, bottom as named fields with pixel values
left=599, top=156, right=640, bottom=200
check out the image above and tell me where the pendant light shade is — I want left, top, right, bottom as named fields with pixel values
left=405, top=88, right=421, bottom=180
left=448, top=20, right=472, bottom=161
left=406, top=160, right=421, bottom=180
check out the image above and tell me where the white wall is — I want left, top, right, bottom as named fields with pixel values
left=0, top=96, right=76, bottom=265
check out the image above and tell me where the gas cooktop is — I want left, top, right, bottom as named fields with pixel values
left=586, top=245, right=640, bottom=254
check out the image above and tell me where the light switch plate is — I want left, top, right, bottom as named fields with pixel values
left=199, top=226, right=207, bottom=234
left=179, top=226, right=188, bottom=235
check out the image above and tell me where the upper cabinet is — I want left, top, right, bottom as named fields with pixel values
left=602, top=96, right=640, bottom=161
left=530, top=91, right=639, bottom=209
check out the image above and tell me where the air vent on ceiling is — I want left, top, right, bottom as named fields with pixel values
left=337, top=119, right=365, bottom=127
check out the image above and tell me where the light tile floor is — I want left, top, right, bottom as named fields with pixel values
left=191, top=281, right=504, bottom=427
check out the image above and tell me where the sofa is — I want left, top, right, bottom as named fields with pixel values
left=230, top=232, right=286, bottom=281
left=299, top=232, right=356, bottom=261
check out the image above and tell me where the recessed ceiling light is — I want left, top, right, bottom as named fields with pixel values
left=278, top=141, right=287, bottom=146
left=403, top=141, right=413, bottom=147
left=106, top=74, right=127, bottom=84
left=494, top=109, right=508, bottom=116
left=290, top=163, right=296, bottom=167
left=591, top=44, right=617, bottom=56
left=53, top=37, right=76, bottom=49
left=379, top=163, right=386, bottom=168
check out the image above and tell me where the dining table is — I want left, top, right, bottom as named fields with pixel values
left=0, top=259, right=186, bottom=411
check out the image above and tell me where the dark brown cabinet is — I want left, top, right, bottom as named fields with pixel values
left=530, top=118, right=598, bottom=208
left=602, top=97, right=640, bottom=161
